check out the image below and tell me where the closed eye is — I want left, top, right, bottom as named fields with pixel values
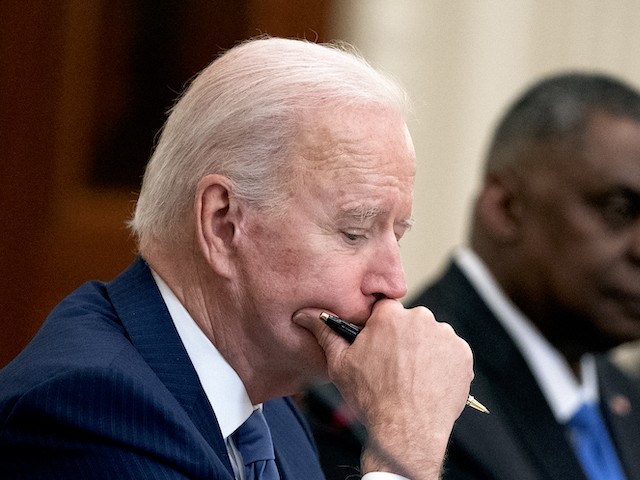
left=342, top=231, right=367, bottom=244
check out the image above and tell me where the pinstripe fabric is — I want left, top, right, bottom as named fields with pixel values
left=0, top=258, right=325, bottom=480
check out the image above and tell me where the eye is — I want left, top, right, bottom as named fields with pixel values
left=593, top=191, right=640, bottom=230
left=342, top=231, right=366, bottom=244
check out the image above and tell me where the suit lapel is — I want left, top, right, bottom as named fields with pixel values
left=416, top=262, right=586, bottom=480
left=106, top=258, right=234, bottom=476
left=598, top=358, right=640, bottom=480
left=484, top=344, right=586, bottom=480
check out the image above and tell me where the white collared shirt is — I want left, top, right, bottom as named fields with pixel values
left=152, top=271, right=406, bottom=480
left=153, top=272, right=252, bottom=479
left=454, top=247, right=598, bottom=423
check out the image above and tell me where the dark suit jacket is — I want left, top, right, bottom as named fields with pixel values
left=304, top=259, right=640, bottom=480
left=0, top=258, right=325, bottom=480
left=410, top=260, right=640, bottom=480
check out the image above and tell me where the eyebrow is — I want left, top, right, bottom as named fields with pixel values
left=341, top=205, right=415, bottom=230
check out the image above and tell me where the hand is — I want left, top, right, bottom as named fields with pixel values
left=294, top=299, right=474, bottom=480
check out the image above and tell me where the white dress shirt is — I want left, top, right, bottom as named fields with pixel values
left=152, top=271, right=406, bottom=480
left=454, top=247, right=598, bottom=424
left=153, top=272, right=252, bottom=479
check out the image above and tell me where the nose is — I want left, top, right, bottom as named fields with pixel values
left=361, top=235, right=408, bottom=300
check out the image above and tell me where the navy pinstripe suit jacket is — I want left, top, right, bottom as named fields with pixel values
left=0, top=258, right=325, bottom=480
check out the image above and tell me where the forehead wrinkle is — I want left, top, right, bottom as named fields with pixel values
left=309, top=144, right=373, bottom=172
left=297, top=118, right=380, bottom=171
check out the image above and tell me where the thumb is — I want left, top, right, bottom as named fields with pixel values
left=293, top=309, right=350, bottom=367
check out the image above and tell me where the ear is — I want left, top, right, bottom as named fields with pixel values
left=475, top=171, right=524, bottom=242
left=195, top=174, right=241, bottom=278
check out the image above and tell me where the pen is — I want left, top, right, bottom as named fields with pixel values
left=319, top=312, right=490, bottom=414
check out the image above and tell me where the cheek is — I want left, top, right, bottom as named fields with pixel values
left=551, top=209, right=625, bottom=271
left=547, top=250, right=602, bottom=296
left=241, top=218, right=367, bottom=306
left=269, top=239, right=318, bottom=280
left=244, top=228, right=320, bottom=299
left=530, top=212, right=611, bottom=277
left=523, top=235, right=604, bottom=305
left=274, top=249, right=365, bottom=309
left=544, top=247, right=619, bottom=318
left=554, top=234, right=620, bottom=280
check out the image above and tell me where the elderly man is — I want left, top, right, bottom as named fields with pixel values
left=0, top=37, right=473, bottom=479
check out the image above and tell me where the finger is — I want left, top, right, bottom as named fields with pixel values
left=292, top=309, right=350, bottom=366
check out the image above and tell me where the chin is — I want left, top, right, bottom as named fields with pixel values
left=279, top=325, right=330, bottom=388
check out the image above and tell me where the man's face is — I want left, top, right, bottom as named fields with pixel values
left=514, top=112, right=640, bottom=351
left=233, top=104, right=416, bottom=385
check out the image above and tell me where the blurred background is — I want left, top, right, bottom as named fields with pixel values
left=2, top=0, right=640, bottom=367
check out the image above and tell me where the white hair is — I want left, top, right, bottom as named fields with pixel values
left=129, top=36, right=410, bottom=252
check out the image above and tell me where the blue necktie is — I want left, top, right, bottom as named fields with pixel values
left=567, top=402, right=626, bottom=480
left=232, top=409, right=280, bottom=480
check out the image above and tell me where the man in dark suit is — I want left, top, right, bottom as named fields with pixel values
left=307, top=72, right=640, bottom=480
left=423, top=72, right=640, bottom=480
left=0, top=37, right=475, bottom=479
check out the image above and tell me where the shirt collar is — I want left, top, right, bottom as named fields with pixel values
left=454, top=247, right=598, bottom=422
left=151, top=270, right=254, bottom=438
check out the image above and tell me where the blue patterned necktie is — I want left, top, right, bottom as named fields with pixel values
left=567, top=402, right=626, bottom=480
left=232, top=409, right=280, bottom=480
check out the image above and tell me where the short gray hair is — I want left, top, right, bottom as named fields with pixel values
left=486, top=72, right=640, bottom=173
left=129, top=37, right=410, bottom=251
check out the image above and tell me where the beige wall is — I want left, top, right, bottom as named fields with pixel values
left=328, top=0, right=640, bottom=297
